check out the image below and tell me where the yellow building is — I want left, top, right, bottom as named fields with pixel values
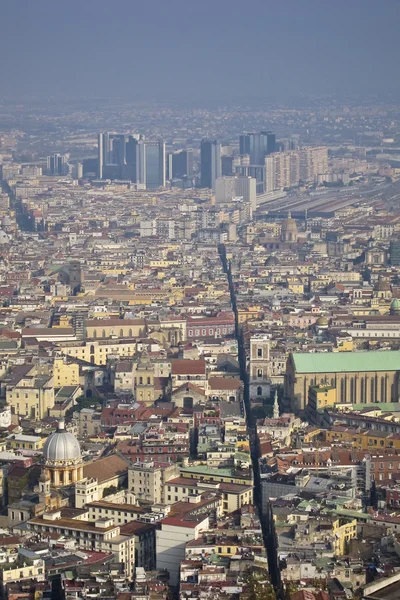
left=325, top=427, right=400, bottom=451
left=52, top=314, right=72, bottom=328
left=332, top=518, right=357, bottom=555
left=133, top=352, right=156, bottom=404
left=237, top=305, right=263, bottom=324
left=7, top=374, right=54, bottom=420
left=307, top=385, right=337, bottom=423
left=60, top=339, right=137, bottom=366
left=1, top=559, right=45, bottom=585
left=8, top=434, right=45, bottom=451
left=53, top=357, right=80, bottom=388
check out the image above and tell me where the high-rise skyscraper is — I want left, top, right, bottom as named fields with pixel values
left=390, top=240, right=400, bottom=266
left=215, top=176, right=257, bottom=213
left=167, top=150, right=193, bottom=179
left=141, top=140, right=166, bottom=189
left=239, top=131, right=276, bottom=165
left=200, top=140, right=221, bottom=189
left=221, top=155, right=234, bottom=176
left=299, top=147, right=328, bottom=182
left=98, top=133, right=165, bottom=188
left=47, top=153, right=67, bottom=176
left=265, top=151, right=300, bottom=192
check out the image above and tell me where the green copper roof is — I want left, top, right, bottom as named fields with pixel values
left=292, top=350, right=400, bottom=374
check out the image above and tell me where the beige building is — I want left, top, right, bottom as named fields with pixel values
left=1, top=555, right=45, bottom=585
left=133, top=352, right=156, bottom=404
left=285, top=350, right=400, bottom=412
left=28, top=512, right=136, bottom=578
left=7, top=373, right=54, bottom=420
left=164, top=477, right=253, bottom=513
left=60, top=339, right=137, bottom=365
left=128, top=462, right=179, bottom=505
left=85, top=318, right=145, bottom=339
left=74, top=407, right=102, bottom=438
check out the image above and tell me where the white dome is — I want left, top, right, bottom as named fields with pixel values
left=0, top=230, right=10, bottom=244
left=43, top=421, right=81, bottom=464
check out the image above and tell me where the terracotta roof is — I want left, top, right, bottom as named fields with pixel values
left=22, top=328, right=74, bottom=336
left=82, top=453, right=129, bottom=483
left=208, top=377, right=241, bottom=390
left=172, top=382, right=206, bottom=396
left=161, top=516, right=205, bottom=528
left=171, top=359, right=206, bottom=375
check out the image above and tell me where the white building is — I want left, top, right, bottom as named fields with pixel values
left=156, top=515, right=209, bottom=587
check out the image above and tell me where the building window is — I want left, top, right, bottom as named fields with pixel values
left=257, top=368, right=263, bottom=378
left=350, top=377, right=355, bottom=403
left=341, top=378, right=346, bottom=403
left=361, top=377, right=365, bottom=403
left=371, top=378, right=375, bottom=403
left=257, top=348, right=263, bottom=358
left=381, top=377, right=386, bottom=402
left=257, top=386, right=262, bottom=396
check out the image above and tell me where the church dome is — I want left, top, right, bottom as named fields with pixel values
left=390, top=298, right=400, bottom=315
left=43, top=421, right=81, bottom=465
left=316, top=316, right=329, bottom=327
left=281, top=212, right=298, bottom=242
left=374, top=276, right=390, bottom=292
left=0, top=230, right=10, bottom=244
left=265, top=255, right=279, bottom=266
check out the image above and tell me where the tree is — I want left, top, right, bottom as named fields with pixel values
left=241, top=569, right=275, bottom=600
left=103, top=485, right=118, bottom=498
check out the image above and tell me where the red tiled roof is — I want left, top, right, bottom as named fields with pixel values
left=171, top=359, right=206, bottom=375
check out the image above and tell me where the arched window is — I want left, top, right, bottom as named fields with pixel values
left=129, top=329, right=133, bottom=337
left=341, top=379, right=346, bottom=403
left=371, top=378, right=375, bottom=403
left=90, top=345, right=95, bottom=354
left=120, top=329, right=124, bottom=338
left=102, top=329, right=106, bottom=338
left=350, top=377, right=354, bottom=403
left=331, top=378, right=335, bottom=387
left=93, top=330, right=97, bottom=339
left=361, top=378, right=365, bottom=403
left=139, top=376, right=143, bottom=384
left=257, top=368, right=263, bottom=378
left=381, top=377, right=386, bottom=402
left=391, top=384, right=395, bottom=402
left=257, top=386, right=262, bottom=396
left=147, top=377, right=151, bottom=384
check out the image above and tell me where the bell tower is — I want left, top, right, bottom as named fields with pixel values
left=249, top=334, right=271, bottom=403
left=38, top=470, right=51, bottom=507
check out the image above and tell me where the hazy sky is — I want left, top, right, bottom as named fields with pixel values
left=1, top=0, right=399, bottom=105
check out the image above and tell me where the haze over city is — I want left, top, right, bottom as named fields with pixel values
left=0, top=2, right=400, bottom=600
left=1, top=0, right=400, bottom=104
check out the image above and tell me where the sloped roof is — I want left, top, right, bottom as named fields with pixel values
left=292, top=350, right=400, bottom=374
